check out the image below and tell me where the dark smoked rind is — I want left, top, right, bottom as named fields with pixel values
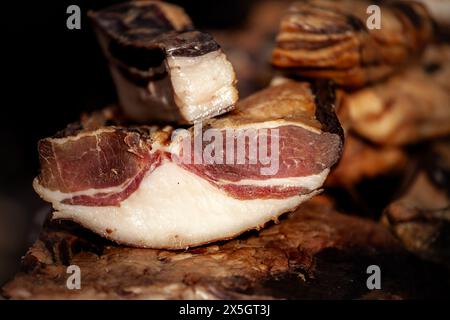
left=89, top=2, right=193, bottom=45
left=90, top=2, right=221, bottom=62
left=311, top=80, right=344, bottom=142
left=165, top=31, right=220, bottom=57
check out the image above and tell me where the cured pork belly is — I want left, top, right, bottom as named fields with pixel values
left=272, top=0, right=433, bottom=87
left=33, top=82, right=343, bottom=249
left=90, top=1, right=238, bottom=124
left=344, top=45, right=450, bottom=146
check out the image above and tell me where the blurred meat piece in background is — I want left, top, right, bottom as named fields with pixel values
left=383, top=139, right=450, bottom=267
left=326, top=134, right=407, bottom=188
left=211, top=0, right=291, bottom=97
left=409, top=0, right=450, bottom=38
left=343, top=45, right=450, bottom=146
left=272, top=0, right=433, bottom=87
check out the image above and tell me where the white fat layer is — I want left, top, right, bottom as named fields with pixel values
left=33, top=172, right=137, bottom=203
left=36, top=163, right=320, bottom=249
left=217, top=168, right=329, bottom=188
left=167, top=51, right=238, bottom=122
left=217, top=120, right=322, bottom=134
left=107, top=51, right=237, bottom=124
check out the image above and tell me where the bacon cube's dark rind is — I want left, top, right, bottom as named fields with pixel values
left=90, top=1, right=193, bottom=46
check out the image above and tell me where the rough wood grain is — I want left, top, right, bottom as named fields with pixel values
left=2, top=197, right=449, bottom=299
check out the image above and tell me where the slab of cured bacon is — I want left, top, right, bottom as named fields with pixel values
left=33, top=82, right=343, bottom=249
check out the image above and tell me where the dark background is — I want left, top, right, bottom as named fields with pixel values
left=0, top=0, right=257, bottom=286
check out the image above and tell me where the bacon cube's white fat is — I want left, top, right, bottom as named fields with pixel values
left=107, top=49, right=237, bottom=124
left=34, top=162, right=324, bottom=249
left=167, top=51, right=238, bottom=122
left=96, top=27, right=237, bottom=124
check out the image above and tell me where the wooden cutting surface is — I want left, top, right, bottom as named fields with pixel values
left=2, top=196, right=449, bottom=299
